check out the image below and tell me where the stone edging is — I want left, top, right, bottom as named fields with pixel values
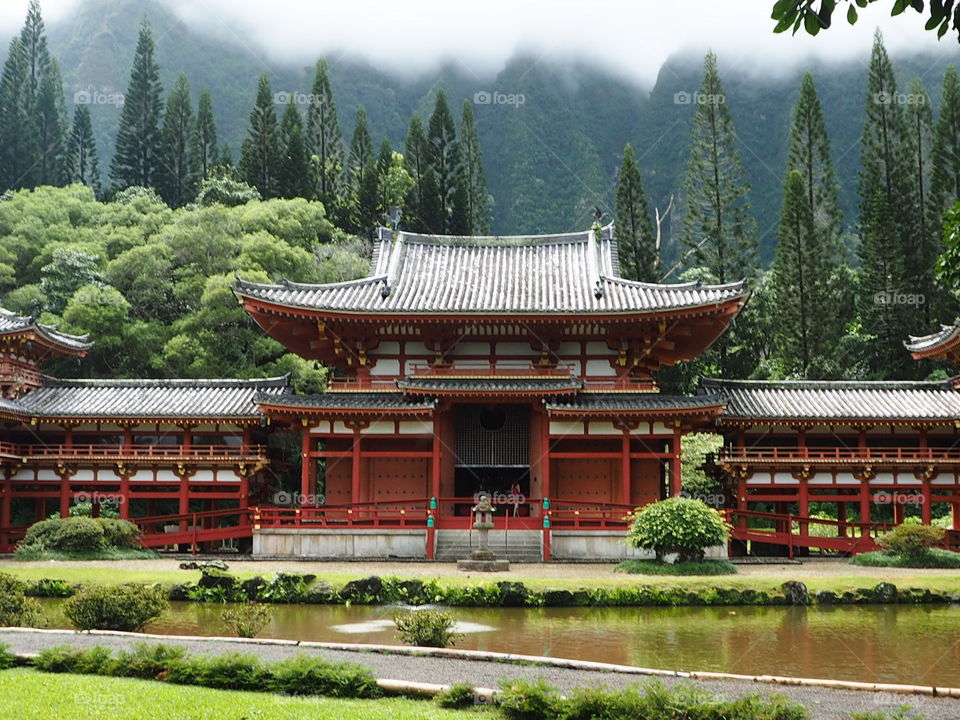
left=3, top=627, right=958, bottom=699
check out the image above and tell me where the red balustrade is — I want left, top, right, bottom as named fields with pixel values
left=720, top=446, right=960, bottom=464
left=3, top=443, right=266, bottom=460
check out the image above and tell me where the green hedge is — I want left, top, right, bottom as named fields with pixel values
left=15, top=516, right=148, bottom=559
left=63, top=584, right=168, bottom=631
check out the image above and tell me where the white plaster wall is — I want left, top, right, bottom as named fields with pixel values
left=253, top=529, right=426, bottom=558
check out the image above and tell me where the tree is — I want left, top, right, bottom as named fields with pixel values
left=278, top=103, right=309, bottom=199
left=239, top=74, right=282, bottom=199
left=110, top=18, right=164, bottom=191
left=771, top=0, right=960, bottom=42
left=19, top=0, right=64, bottom=186
left=402, top=114, right=432, bottom=232
left=932, top=67, right=960, bottom=226
left=453, top=100, right=490, bottom=235
left=65, top=105, right=101, bottom=194
left=39, top=247, right=102, bottom=314
left=679, top=52, right=757, bottom=374
left=156, top=74, right=195, bottom=208
left=614, top=143, right=656, bottom=281
left=426, top=90, right=459, bottom=234
left=344, top=105, right=374, bottom=235
left=191, top=87, right=218, bottom=182
left=0, top=38, right=39, bottom=191
left=626, top=497, right=730, bottom=563
left=304, top=59, right=343, bottom=215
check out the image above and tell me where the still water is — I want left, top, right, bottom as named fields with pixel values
left=37, top=600, right=960, bottom=687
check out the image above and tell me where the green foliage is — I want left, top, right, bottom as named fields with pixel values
left=498, top=679, right=562, bottom=720
left=17, top=515, right=141, bottom=557
left=239, top=74, right=282, bottom=199
left=615, top=142, right=656, bottom=281
left=112, top=643, right=187, bottom=679
left=875, top=523, right=947, bottom=562
left=268, top=654, right=381, bottom=698
left=848, top=707, right=926, bottom=720
left=166, top=652, right=269, bottom=691
left=220, top=602, right=272, bottom=638
left=393, top=609, right=463, bottom=648
left=680, top=432, right=723, bottom=495
left=772, top=0, right=960, bottom=41
left=626, top=497, right=731, bottom=562
left=615, top=559, right=737, bottom=576
left=24, top=577, right=74, bottom=597
left=0, top=572, right=45, bottom=627
left=851, top=548, right=960, bottom=569
left=0, top=643, right=15, bottom=670
left=63, top=583, right=168, bottom=631
left=434, top=683, right=478, bottom=709
left=34, top=645, right=114, bottom=675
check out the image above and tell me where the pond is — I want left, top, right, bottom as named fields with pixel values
left=37, top=599, right=960, bottom=687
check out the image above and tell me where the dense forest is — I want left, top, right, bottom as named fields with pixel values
left=2, top=0, right=960, bottom=391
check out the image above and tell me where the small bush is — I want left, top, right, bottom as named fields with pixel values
left=852, top=547, right=960, bottom=569
left=615, top=559, right=737, bottom=575
left=16, top=516, right=141, bottom=558
left=24, top=578, right=75, bottom=597
left=34, top=645, right=113, bottom=675
left=221, top=602, right=272, bottom=638
left=626, top=497, right=731, bottom=562
left=435, top=683, right=478, bottom=709
left=0, top=573, right=45, bottom=627
left=269, top=654, right=381, bottom=698
left=0, top=643, right=16, bottom=670
left=498, top=678, right=562, bottom=720
left=165, top=652, right=269, bottom=691
left=96, top=517, right=141, bottom=548
left=63, top=583, right=168, bottom=631
left=877, top=524, right=945, bottom=562
left=112, top=643, right=186, bottom=679
left=393, top=609, right=462, bottom=648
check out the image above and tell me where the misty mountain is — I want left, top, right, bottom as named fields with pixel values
left=40, top=0, right=960, bottom=265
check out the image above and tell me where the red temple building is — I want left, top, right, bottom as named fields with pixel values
left=2, top=225, right=960, bottom=559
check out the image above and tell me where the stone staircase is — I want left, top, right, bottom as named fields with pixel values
left=435, top=529, right=542, bottom=562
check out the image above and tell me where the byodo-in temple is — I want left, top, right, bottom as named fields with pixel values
left=2, top=225, right=960, bottom=559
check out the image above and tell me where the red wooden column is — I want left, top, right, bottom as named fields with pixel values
left=620, top=431, right=631, bottom=506
left=179, top=425, right=192, bottom=518
left=921, top=480, right=932, bottom=525
left=859, top=480, right=871, bottom=532
left=798, top=478, right=809, bottom=537
left=431, top=415, right=442, bottom=503
left=541, top=413, right=551, bottom=503
left=0, top=474, right=11, bottom=553
left=300, top=427, right=312, bottom=500
left=669, top=426, right=682, bottom=497
left=350, top=427, right=362, bottom=506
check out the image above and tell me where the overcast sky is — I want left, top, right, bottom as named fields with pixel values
left=0, top=0, right=953, bottom=84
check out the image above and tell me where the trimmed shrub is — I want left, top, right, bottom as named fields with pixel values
left=0, top=572, right=45, bottom=627
left=165, top=652, right=269, bottom=691
left=0, top=643, right=16, bottom=670
left=34, top=645, right=114, bottom=675
left=877, top=524, right=945, bottom=562
left=498, top=679, right=562, bottom=720
left=393, top=609, right=462, bottom=648
left=16, top=516, right=141, bottom=558
left=221, top=602, right=272, bottom=638
left=63, top=583, right=168, bottom=631
left=626, top=497, right=731, bottom=562
left=615, top=559, right=737, bottom=575
left=96, top=517, right=141, bottom=548
left=112, top=643, right=187, bottom=679
left=24, top=578, right=75, bottom=597
left=268, top=654, right=381, bottom=698
left=435, top=683, right=479, bottom=709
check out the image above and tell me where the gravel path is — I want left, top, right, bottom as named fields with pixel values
left=5, top=557, right=960, bottom=580
left=1, top=629, right=955, bottom=720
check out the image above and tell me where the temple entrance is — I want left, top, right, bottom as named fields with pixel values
left=453, top=404, right=530, bottom=517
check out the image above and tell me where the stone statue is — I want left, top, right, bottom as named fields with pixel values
left=457, top=492, right=510, bottom=572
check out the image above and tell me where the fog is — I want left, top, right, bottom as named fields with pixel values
left=0, top=0, right=953, bottom=84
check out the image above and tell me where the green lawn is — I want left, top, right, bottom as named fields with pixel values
left=0, top=668, right=481, bottom=720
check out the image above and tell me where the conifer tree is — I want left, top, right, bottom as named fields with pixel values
left=191, top=87, right=218, bottom=181
left=933, top=66, right=960, bottom=216
left=453, top=100, right=490, bottom=235
left=426, top=89, right=459, bottom=233
left=304, top=59, right=344, bottom=214
left=239, top=74, right=282, bottom=199
left=111, top=18, right=164, bottom=190
left=614, top=142, right=656, bottom=281
left=344, top=105, right=374, bottom=234
left=278, top=103, right=309, bottom=198
left=0, top=38, right=38, bottom=190
left=65, top=104, right=100, bottom=194
left=403, top=114, right=430, bottom=232
left=157, top=74, right=195, bottom=207
left=19, top=0, right=64, bottom=185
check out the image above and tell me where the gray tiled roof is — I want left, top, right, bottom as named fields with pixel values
left=905, top=323, right=960, bottom=353
left=397, top=376, right=581, bottom=394
left=17, top=376, right=290, bottom=419
left=235, top=225, right=748, bottom=315
left=544, top=392, right=726, bottom=413
left=0, top=396, right=28, bottom=416
left=255, top=391, right=436, bottom=412
left=0, top=306, right=91, bottom=350
left=702, top=378, right=960, bottom=421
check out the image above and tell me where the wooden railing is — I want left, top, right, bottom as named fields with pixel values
left=255, top=502, right=429, bottom=528
left=1, top=443, right=266, bottom=460
left=719, top=446, right=960, bottom=464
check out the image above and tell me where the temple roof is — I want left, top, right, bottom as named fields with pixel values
left=905, top=322, right=960, bottom=356
left=0, top=306, right=91, bottom=352
left=0, top=395, right=28, bottom=418
left=702, top=378, right=960, bottom=422
left=397, top=375, right=581, bottom=396
left=544, top=392, right=726, bottom=415
left=235, top=225, right=748, bottom=316
left=254, top=391, right=436, bottom=413
left=17, top=376, right=290, bottom=420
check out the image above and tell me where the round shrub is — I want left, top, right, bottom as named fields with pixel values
left=393, top=609, right=462, bottom=648
left=63, top=584, right=168, bottom=631
left=19, top=516, right=105, bottom=553
left=221, top=602, right=273, bottom=638
left=0, top=573, right=45, bottom=627
left=626, top=497, right=731, bottom=563
left=877, top=523, right=945, bottom=562
left=95, top=518, right=141, bottom=549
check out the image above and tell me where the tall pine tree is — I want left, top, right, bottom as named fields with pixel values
left=0, top=37, right=38, bottom=190
left=345, top=106, right=374, bottom=235
left=157, top=74, right=195, bottom=207
left=278, top=103, right=309, bottom=198
left=191, top=87, right=218, bottom=182
left=239, top=74, right=282, bottom=199
left=111, top=18, right=164, bottom=191
left=20, top=0, right=63, bottom=185
left=453, top=100, right=490, bottom=235
left=65, top=105, right=100, bottom=194
left=403, top=114, right=432, bottom=232
left=426, top=90, right=459, bottom=234
left=932, top=66, right=960, bottom=215
left=614, top=142, right=656, bottom=281
left=305, top=59, right=344, bottom=216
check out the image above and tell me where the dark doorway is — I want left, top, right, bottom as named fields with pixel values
left=454, top=465, right=530, bottom=517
